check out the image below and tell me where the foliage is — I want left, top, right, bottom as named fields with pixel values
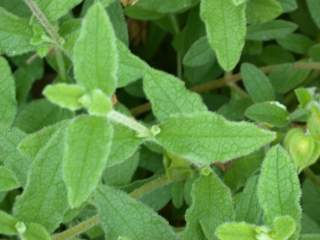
left=0, top=0, right=320, bottom=240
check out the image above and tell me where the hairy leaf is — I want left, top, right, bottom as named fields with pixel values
left=64, top=115, right=113, bottom=208
left=143, top=68, right=207, bottom=121
left=182, top=170, right=234, bottom=240
left=246, top=0, right=283, bottom=24
left=23, top=223, right=51, bottom=240
left=32, top=0, right=82, bottom=21
left=247, top=20, right=298, bottom=41
left=108, top=122, right=142, bottom=167
left=156, top=112, right=275, bottom=165
left=200, top=0, right=246, bottom=71
left=0, top=57, right=17, bottom=128
left=215, top=222, right=257, bottom=240
left=73, top=2, right=118, bottom=95
left=95, top=185, right=177, bottom=240
left=0, top=127, right=31, bottom=185
left=118, top=40, right=148, bottom=88
left=183, top=36, right=215, bottom=67
left=245, top=102, right=289, bottom=127
left=235, top=176, right=262, bottom=224
left=14, top=127, right=69, bottom=232
left=43, top=83, right=85, bottom=111
left=14, top=99, right=73, bottom=133
left=241, top=63, right=275, bottom=103
left=18, top=120, right=68, bottom=160
left=0, top=210, right=18, bottom=236
left=0, top=166, right=20, bottom=192
left=258, top=145, right=302, bottom=238
left=0, top=7, right=34, bottom=55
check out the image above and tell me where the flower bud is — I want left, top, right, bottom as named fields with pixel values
left=284, top=128, right=317, bottom=172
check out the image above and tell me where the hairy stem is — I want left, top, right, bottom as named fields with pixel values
left=52, top=175, right=173, bottom=240
left=23, top=0, right=70, bottom=81
left=54, top=49, right=67, bottom=82
left=23, top=0, right=61, bottom=46
left=131, top=61, right=320, bottom=116
left=108, top=110, right=151, bottom=137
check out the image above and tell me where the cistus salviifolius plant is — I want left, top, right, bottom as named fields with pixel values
left=1, top=0, right=320, bottom=239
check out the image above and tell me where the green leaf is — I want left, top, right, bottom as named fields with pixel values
left=277, top=33, right=314, bottom=54
left=271, top=215, right=296, bottom=240
left=106, top=0, right=129, bottom=45
left=308, top=43, right=320, bottom=61
left=200, top=0, right=246, bottom=71
left=14, top=99, right=73, bottom=133
left=0, top=166, right=20, bottom=192
left=14, top=127, right=69, bottom=232
left=22, top=223, right=51, bottom=240
left=245, top=101, right=289, bottom=127
left=269, top=64, right=311, bottom=94
left=306, top=0, right=320, bottom=29
left=18, top=120, right=68, bottom=160
left=80, top=89, right=113, bottom=116
left=117, top=40, right=148, bottom=88
left=247, top=20, right=298, bottom=41
left=125, top=0, right=199, bottom=15
left=156, top=112, right=275, bottom=165
left=33, top=0, right=82, bottom=21
left=0, top=7, right=34, bottom=56
left=0, top=0, right=30, bottom=17
left=246, top=0, right=283, bottom=24
left=183, top=36, right=215, bottom=67
left=15, top=58, right=44, bottom=104
left=43, top=83, right=85, bottom=111
left=224, top=151, right=263, bottom=191
left=182, top=170, right=235, bottom=240
left=108, top=121, right=142, bottom=167
left=0, top=57, right=17, bottom=128
left=215, top=222, right=257, bottom=240
left=235, top=176, right=262, bottom=224
left=258, top=145, right=302, bottom=238
left=103, top=151, right=140, bottom=186
left=64, top=115, right=113, bottom=208
left=0, top=210, right=18, bottom=236
left=73, top=2, right=118, bottom=96
left=143, top=68, right=207, bottom=121
left=95, top=185, right=177, bottom=240
left=278, top=0, right=297, bottom=12
left=240, top=63, right=275, bottom=103
left=0, top=127, right=31, bottom=185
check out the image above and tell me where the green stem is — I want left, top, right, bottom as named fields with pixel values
left=131, top=61, right=320, bottom=117
left=304, top=168, right=320, bottom=187
left=52, top=175, right=173, bottom=240
left=130, top=175, right=171, bottom=199
left=23, top=0, right=71, bottom=80
left=54, top=48, right=67, bottom=82
left=52, top=216, right=99, bottom=240
left=108, top=110, right=151, bottom=137
left=23, top=0, right=61, bottom=47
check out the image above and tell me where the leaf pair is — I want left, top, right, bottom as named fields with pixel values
left=143, top=68, right=276, bottom=165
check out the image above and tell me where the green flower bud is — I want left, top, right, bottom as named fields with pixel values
left=284, top=128, right=318, bottom=172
